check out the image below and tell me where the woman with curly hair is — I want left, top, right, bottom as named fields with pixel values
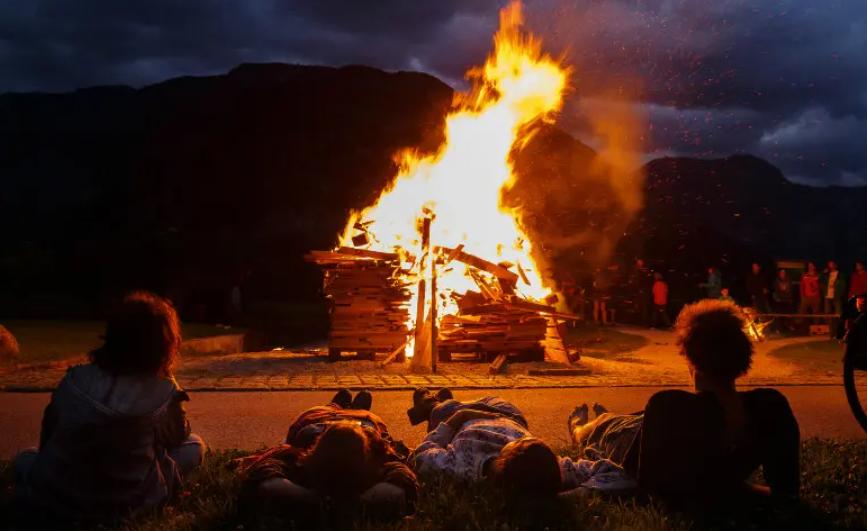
left=13, top=291, right=205, bottom=522
left=569, top=299, right=800, bottom=506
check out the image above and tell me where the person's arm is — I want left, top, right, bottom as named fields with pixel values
left=258, top=477, right=320, bottom=506
left=39, top=400, right=59, bottom=449
left=156, top=388, right=191, bottom=448
left=756, top=391, right=800, bottom=498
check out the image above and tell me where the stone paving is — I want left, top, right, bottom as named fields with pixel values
left=0, top=328, right=845, bottom=392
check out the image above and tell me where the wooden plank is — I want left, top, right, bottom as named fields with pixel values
left=335, top=246, right=399, bottom=261
left=489, top=353, right=508, bottom=374
left=378, top=336, right=411, bottom=367
left=434, top=246, right=519, bottom=282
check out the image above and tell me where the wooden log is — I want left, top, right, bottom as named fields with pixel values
left=489, top=353, right=508, bottom=374
left=378, top=336, right=411, bottom=367
left=434, top=246, right=519, bottom=282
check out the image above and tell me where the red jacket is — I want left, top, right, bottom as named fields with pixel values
left=850, top=271, right=867, bottom=298
left=653, top=280, right=669, bottom=306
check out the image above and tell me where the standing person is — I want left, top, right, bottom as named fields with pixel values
left=746, top=263, right=770, bottom=313
left=772, top=269, right=794, bottom=313
left=13, top=292, right=206, bottom=522
left=849, top=260, right=867, bottom=299
left=651, top=272, right=671, bottom=329
left=799, top=261, right=821, bottom=315
left=821, top=260, right=846, bottom=315
left=699, top=267, right=723, bottom=300
left=591, top=267, right=612, bottom=326
left=629, top=258, right=652, bottom=326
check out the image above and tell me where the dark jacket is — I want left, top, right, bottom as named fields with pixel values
left=22, top=364, right=190, bottom=521
left=820, top=271, right=847, bottom=302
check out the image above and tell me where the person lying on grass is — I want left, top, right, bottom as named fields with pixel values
left=12, top=291, right=205, bottom=522
left=236, top=390, right=418, bottom=521
left=569, top=299, right=800, bottom=508
left=407, top=388, right=634, bottom=505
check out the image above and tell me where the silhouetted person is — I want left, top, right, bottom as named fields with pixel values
left=746, top=263, right=770, bottom=313
left=569, top=300, right=800, bottom=509
left=651, top=272, right=671, bottom=328
left=700, top=266, right=722, bottom=299
left=773, top=269, right=794, bottom=313
left=798, top=261, right=821, bottom=315
left=821, top=260, right=846, bottom=315
left=13, top=291, right=205, bottom=522
left=629, top=258, right=652, bottom=325
left=849, top=260, right=867, bottom=299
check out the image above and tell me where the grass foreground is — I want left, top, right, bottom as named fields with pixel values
left=1, top=439, right=864, bottom=530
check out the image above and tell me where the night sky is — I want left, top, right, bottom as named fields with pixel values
left=2, top=0, right=865, bottom=186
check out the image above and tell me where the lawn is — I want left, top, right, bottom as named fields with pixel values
left=1, top=320, right=240, bottom=363
left=767, top=339, right=845, bottom=374
left=3, top=439, right=862, bottom=530
left=564, top=325, right=650, bottom=359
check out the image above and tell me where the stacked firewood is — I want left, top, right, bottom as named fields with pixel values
left=307, top=244, right=575, bottom=365
left=305, top=248, right=412, bottom=361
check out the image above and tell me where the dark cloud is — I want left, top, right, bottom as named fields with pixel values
left=0, top=0, right=865, bottom=185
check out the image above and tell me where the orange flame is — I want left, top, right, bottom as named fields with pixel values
left=340, top=2, right=567, bottom=343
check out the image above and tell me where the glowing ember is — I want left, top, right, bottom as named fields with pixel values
left=340, top=2, right=568, bottom=345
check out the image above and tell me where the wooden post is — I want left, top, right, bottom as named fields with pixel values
left=430, top=232, right=438, bottom=374
left=412, top=217, right=432, bottom=365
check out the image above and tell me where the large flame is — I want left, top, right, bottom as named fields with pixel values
left=340, top=2, right=567, bottom=337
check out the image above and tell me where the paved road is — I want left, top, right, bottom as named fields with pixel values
left=1, top=386, right=864, bottom=458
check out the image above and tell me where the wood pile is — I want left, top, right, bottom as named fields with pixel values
left=305, top=247, right=412, bottom=361
left=307, top=244, right=577, bottom=366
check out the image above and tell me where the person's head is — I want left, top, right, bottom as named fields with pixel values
left=0, top=325, right=20, bottom=363
left=636, top=258, right=645, bottom=268
left=488, top=437, right=562, bottom=502
left=856, top=261, right=865, bottom=273
left=304, top=422, right=375, bottom=500
left=89, top=291, right=181, bottom=377
left=751, top=262, right=761, bottom=274
left=654, top=271, right=663, bottom=281
left=720, top=287, right=730, bottom=297
left=708, top=266, right=716, bottom=274
left=674, top=299, right=753, bottom=390
left=807, top=261, right=817, bottom=274
left=828, top=260, right=838, bottom=271
left=778, top=269, right=787, bottom=280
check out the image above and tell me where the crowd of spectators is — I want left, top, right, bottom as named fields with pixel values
left=560, top=259, right=867, bottom=330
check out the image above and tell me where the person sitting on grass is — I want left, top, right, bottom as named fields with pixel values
left=408, top=389, right=633, bottom=506
left=236, top=390, right=418, bottom=522
left=569, top=299, right=800, bottom=508
left=12, top=291, right=205, bottom=522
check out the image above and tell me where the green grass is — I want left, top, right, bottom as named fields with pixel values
left=0, top=320, right=241, bottom=363
left=767, top=339, right=844, bottom=374
left=564, top=325, right=650, bottom=359
left=3, top=439, right=863, bottom=530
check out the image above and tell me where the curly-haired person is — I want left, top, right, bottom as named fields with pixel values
left=13, top=291, right=205, bottom=523
left=569, top=299, right=800, bottom=508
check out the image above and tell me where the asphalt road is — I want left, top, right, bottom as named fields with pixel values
left=1, top=386, right=864, bottom=458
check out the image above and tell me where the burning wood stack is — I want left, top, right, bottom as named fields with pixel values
left=305, top=247, right=412, bottom=361
left=307, top=241, right=576, bottom=367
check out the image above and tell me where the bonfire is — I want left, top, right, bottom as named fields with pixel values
left=307, top=2, right=577, bottom=371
